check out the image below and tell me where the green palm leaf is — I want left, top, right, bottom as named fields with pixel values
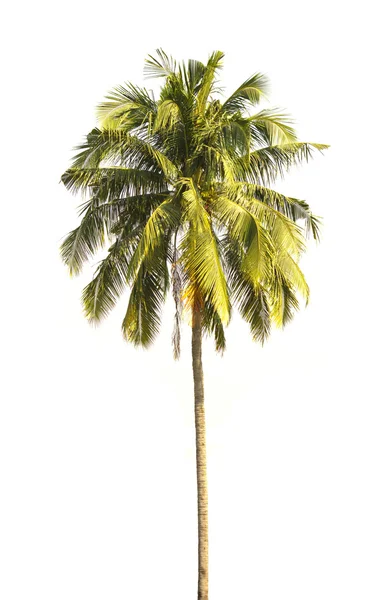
left=249, top=142, right=329, bottom=185
left=122, top=258, right=169, bottom=347
left=60, top=198, right=108, bottom=276
left=62, top=166, right=166, bottom=196
left=213, top=195, right=274, bottom=285
left=71, top=128, right=180, bottom=182
left=248, top=109, right=298, bottom=145
left=183, top=59, right=206, bottom=93
left=269, top=266, right=300, bottom=327
left=181, top=178, right=230, bottom=323
left=97, top=82, right=157, bottom=129
left=202, top=301, right=226, bottom=353
left=144, top=48, right=177, bottom=79
left=127, top=197, right=180, bottom=282
left=222, top=235, right=271, bottom=343
left=225, top=183, right=306, bottom=258
left=222, top=73, right=269, bottom=114
left=196, top=51, right=224, bottom=113
left=82, top=236, right=136, bottom=322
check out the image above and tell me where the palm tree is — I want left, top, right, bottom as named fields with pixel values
left=61, top=49, right=327, bottom=600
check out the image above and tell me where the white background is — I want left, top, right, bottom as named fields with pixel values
left=1, top=1, right=378, bottom=598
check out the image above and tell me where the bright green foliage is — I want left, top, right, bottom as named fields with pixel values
left=61, top=49, right=327, bottom=353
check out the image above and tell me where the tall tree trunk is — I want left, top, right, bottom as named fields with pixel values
left=192, top=308, right=208, bottom=600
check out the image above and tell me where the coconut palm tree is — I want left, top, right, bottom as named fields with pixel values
left=60, top=49, right=327, bottom=600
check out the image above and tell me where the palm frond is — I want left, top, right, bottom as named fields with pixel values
left=127, top=198, right=180, bottom=282
left=213, top=195, right=274, bottom=286
left=60, top=198, right=108, bottom=276
left=183, top=59, right=206, bottom=93
left=296, top=201, right=322, bottom=241
left=222, top=236, right=271, bottom=344
left=144, top=48, right=177, bottom=79
left=220, top=118, right=250, bottom=157
left=202, top=301, right=226, bottom=353
left=225, top=182, right=321, bottom=241
left=180, top=178, right=230, bottom=323
left=248, top=142, right=329, bottom=185
left=275, top=251, right=309, bottom=303
left=225, top=183, right=306, bottom=258
left=154, top=99, right=182, bottom=132
left=171, top=234, right=183, bottom=359
left=97, top=82, right=156, bottom=129
left=122, top=259, right=169, bottom=347
left=248, top=109, right=297, bottom=145
left=196, top=51, right=224, bottom=113
left=222, top=73, right=269, bottom=114
left=269, top=266, right=300, bottom=327
left=70, top=128, right=180, bottom=182
left=82, top=235, right=135, bottom=322
left=61, top=166, right=166, bottom=197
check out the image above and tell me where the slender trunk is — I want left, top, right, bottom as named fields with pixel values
left=192, top=308, right=208, bottom=600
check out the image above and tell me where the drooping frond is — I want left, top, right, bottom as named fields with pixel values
left=127, top=198, right=180, bottom=282
left=82, top=235, right=136, bottom=322
left=60, top=198, right=110, bottom=276
left=223, top=182, right=321, bottom=241
left=180, top=179, right=230, bottom=323
left=202, top=301, right=226, bottom=354
left=221, top=236, right=271, bottom=344
left=122, top=256, right=169, bottom=347
left=60, top=188, right=171, bottom=277
left=171, top=233, right=183, bottom=359
left=275, top=251, right=309, bottom=303
left=296, top=201, right=322, bottom=241
left=269, top=266, right=300, bottom=328
left=224, top=183, right=306, bottom=258
left=213, top=195, right=274, bottom=286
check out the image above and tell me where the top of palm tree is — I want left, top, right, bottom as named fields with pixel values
left=61, top=49, right=328, bottom=356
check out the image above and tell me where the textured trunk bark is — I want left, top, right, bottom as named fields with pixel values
left=192, top=308, right=209, bottom=600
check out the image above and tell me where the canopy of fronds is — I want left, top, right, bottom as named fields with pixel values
left=61, top=49, right=327, bottom=356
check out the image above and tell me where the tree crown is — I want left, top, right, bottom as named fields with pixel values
left=61, top=49, right=327, bottom=355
